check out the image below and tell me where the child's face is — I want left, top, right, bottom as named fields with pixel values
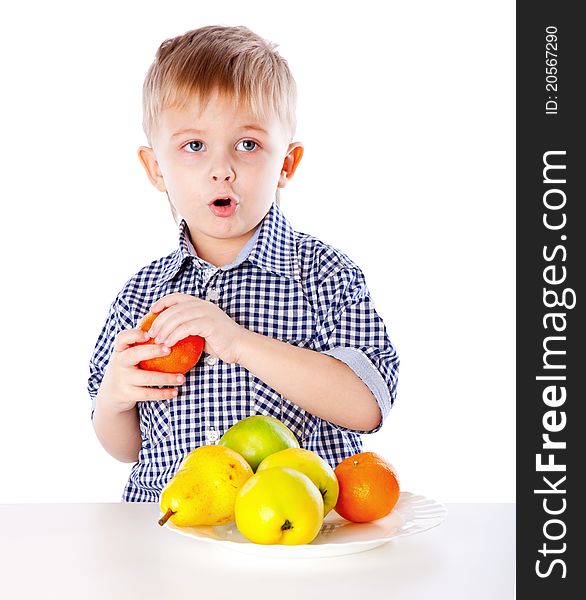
left=138, top=89, right=303, bottom=258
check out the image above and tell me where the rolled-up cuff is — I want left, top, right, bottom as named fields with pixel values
left=321, top=346, right=392, bottom=432
left=90, top=394, right=97, bottom=421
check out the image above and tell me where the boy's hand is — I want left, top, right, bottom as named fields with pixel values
left=147, top=293, right=250, bottom=365
left=96, top=328, right=186, bottom=414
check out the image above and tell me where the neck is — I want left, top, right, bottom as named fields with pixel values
left=188, top=227, right=259, bottom=268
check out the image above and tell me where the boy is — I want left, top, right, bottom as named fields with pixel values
left=88, top=25, right=399, bottom=502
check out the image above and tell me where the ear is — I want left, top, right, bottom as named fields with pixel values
left=137, top=146, right=167, bottom=192
left=277, top=142, right=304, bottom=189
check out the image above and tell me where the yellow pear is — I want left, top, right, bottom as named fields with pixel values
left=158, top=445, right=253, bottom=527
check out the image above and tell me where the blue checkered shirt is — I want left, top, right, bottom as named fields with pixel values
left=88, top=201, right=399, bottom=502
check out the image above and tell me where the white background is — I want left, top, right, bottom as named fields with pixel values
left=0, top=0, right=514, bottom=503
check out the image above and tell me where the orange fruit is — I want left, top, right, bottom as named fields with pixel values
left=131, top=309, right=204, bottom=374
left=334, top=452, right=400, bottom=523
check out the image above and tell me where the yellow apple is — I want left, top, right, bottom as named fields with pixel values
left=257, top=448, right=339, bottom=516
left=234, top=466, right=324, bottom=545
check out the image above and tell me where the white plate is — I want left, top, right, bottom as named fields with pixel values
left=163, top=491, right=447, bottom=558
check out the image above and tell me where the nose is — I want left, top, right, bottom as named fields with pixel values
left=209, top=165, right=235, bottom=184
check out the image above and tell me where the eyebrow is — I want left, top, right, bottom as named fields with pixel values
left=171, top=125, right=269, bottom=138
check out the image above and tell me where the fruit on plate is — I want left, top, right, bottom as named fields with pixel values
left=132, top=309, right=204, bottom=373
left=158, top=445, right=253, bottom=527
left=334, top=451, right=400, bottom=523
left=218, top=415, right=299, bottom=471
left=234, top=466, right=324, bottom=545
left=257, top=448, right=339, bottom=516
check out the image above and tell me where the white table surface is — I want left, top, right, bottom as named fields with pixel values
left=0, top=502, right=514, bottom=600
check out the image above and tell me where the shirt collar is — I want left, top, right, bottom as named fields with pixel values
left=159, top=201, right=301, bottom=286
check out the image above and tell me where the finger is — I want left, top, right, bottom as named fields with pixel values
left=129, top=370, right=186, bottom=388
left=147, top=303, right=189, bottom=338
left=120, top=343, right=172, bottom=367
left=146, top=305, right=178, bottom=339
left=151, top=307, right=198, bottom=343
left=137, top=386, right=179, bottom=402
left=150, top=292, right=192, bottom=314
left=163, top=320, right=201, bottom=348
left=114, top=328, right=150, bottom=352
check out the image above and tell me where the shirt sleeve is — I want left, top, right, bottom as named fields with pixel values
left=87, top=294, right=136, bottom=420
left=312, top=266, right=400, bottom=434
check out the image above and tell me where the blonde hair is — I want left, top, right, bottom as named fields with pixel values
left=142, top=25, right=297, bottom=146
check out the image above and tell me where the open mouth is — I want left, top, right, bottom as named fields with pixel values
left=209, top=196, right=238, bottom=217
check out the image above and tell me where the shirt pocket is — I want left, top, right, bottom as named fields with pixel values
left=251, top=377, right=319, bottom=447
left=138, top=400, right=171, bottom=449
left=257, top=306, right=317, bottom=348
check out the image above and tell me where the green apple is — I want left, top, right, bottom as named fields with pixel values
left=257, top=448, right=339, bottom=516
left=218, top=415, right=299, bottom=472
left=234, top=466, right=324, bottom=545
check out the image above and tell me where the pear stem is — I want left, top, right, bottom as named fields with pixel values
left=158, top=508, right=176, bottom=526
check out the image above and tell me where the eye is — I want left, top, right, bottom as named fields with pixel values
left=236, top=139, right=259, bottom=152
left=184, top=140, right=205, bottom=153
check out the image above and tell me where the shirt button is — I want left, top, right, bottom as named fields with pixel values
left=205, top=354, right=218, bottom=366
left=206, top=428, right=219, bottom=443
left=206, top=288, right=220, bottom=302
